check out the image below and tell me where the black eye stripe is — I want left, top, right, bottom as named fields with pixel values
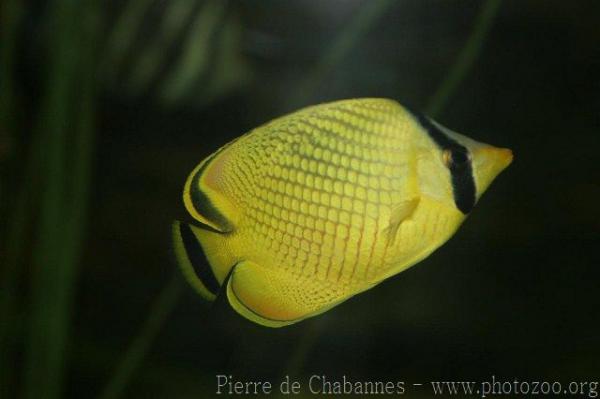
left=405, top=107, right=477, bottom=214
left=450, top=148, right=469, bottom=165
left=448, top=165, right=476, bottom=214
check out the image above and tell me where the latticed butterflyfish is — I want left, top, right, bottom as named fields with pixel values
left=173, top=98, right=512, bottom=327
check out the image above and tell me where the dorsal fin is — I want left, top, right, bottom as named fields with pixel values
left=183, top=139, right=239, bottom=232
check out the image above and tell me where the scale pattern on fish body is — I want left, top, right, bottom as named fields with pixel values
left=173, top=98, right=513, bottom=327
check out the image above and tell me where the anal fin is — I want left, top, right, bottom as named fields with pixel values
left=226, top=261, right=350, bottom=328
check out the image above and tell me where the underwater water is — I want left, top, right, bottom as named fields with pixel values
left=1, top=1, right=599, bottom=398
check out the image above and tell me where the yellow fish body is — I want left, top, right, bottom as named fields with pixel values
left=173, top=98, right=512, bottom=327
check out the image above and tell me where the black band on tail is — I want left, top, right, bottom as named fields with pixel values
left=179, top=223, right=220, bottom=295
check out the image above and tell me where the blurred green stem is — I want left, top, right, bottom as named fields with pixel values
left=0, top=0, right=25, bottom=396
left=22, top=1, right=100, bottom=398
left=289, top=0, right=395, bottom=108
left=282, top=319, right=324, bottom=379
left=101, top=0, right=155, bottom=85
left=97, top=275, right=184, bottom=399
left=0, top=0, right=21, bottom=138
left=425, top=0, right=502, bottom=118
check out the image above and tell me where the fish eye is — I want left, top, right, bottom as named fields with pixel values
left=443, top=148, right=470, bottom=168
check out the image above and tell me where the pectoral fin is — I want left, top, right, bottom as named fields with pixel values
left=226, top=261, right=350, bottom=328
left=384, top=197, right=420, bottom=245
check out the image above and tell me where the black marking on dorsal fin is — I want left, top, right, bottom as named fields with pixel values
left=405, top=107, right=477, bottom=214
left=189, top=139, right=240, bottom=233
left=190, top=165, right=233, bottom=233
left=179, top=222, right=220, bottom=295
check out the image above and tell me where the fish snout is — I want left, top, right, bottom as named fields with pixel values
left=472, top=145, right=513, bottom=196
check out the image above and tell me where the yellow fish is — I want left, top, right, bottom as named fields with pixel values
left=172, top=98, right=512, bottom=327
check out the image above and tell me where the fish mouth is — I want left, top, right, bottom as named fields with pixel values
left=495, top=147, right=513, bottom=170
left=478, top=146, right=513, bottom=170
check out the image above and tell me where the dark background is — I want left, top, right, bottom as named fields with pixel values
left=1, top=1, right=599, bottom=398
